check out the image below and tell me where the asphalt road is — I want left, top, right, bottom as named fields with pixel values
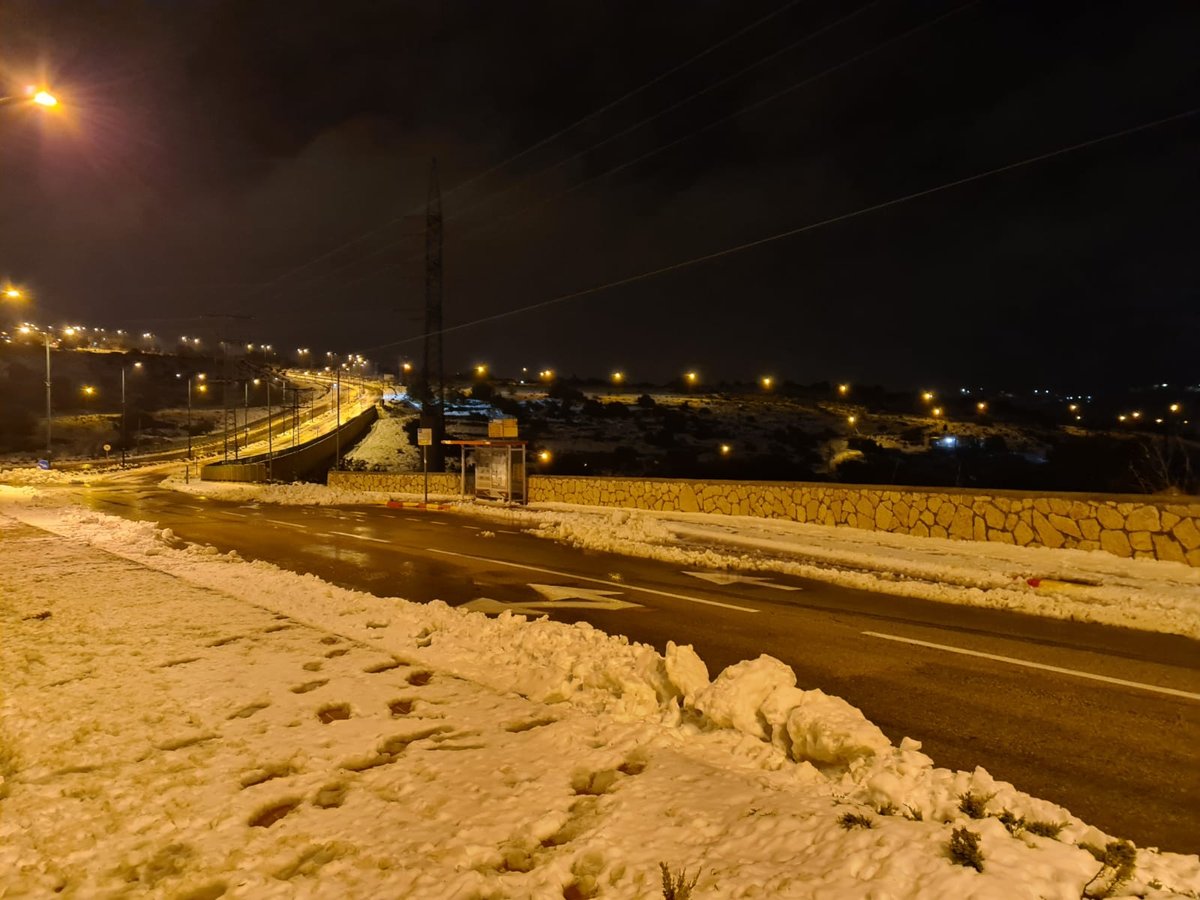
left=70, top=476, right=1200, bottom=854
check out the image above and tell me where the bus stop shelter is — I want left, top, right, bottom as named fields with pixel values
left=443, top=439, right=528, bottom=504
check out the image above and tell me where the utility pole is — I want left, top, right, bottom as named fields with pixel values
left=186, top=377, right=193, bottom=460
left=420, top=157, right=446, bottom=470
left=44, top=334, right=52, bottom=465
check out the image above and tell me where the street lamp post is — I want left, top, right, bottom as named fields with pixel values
left=187, top=377, right=193, bottom=460
left=120, top=361, right=142, bottom=467
left=44, top=333, right=52, bottom=464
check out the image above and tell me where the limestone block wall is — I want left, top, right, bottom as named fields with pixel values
left=528, top=476, right=1200, bottom=567
left=328, top=470, right=463, bottom=496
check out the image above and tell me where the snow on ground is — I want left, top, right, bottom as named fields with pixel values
left=2, top=486, right=1197, bottom=898
left=343, top=406, right=421, bottom=471
left=158, top=477, right=1200, bottom=639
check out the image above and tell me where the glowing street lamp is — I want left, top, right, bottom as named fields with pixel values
left=931, top=407, right=943, bottom=418
left=538, top=449, right=552, bottom=463
left=684, top=371, right=698, bottom=387
left=760, top=375, right=774, bottom=390
left=847, top=415, right=857, bottom=427
left=976, top=402, right=988, bottom=414
left=611, top=371, right=625, bottom=385
left=837, top=383, right=849, bottom=396
left=81, top=385, right=96, bottom=398
left=0, top=86, right=58, bottom=109
left=921, top=391, right=935, bottom=403
left=719, top=443, right=732, bottom=456
left=474, top=363, right=488, bottom=378
left=1169, top=403, right=1181, bottom=414
left=3, top=287, right=22, bottom=299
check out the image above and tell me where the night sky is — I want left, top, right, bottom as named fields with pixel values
left=2, top=0, right=1197, bottom=389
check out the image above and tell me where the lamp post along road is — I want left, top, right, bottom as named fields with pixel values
left=44, top=334, right=52, bottom=464
left=121, top=367, right=127, bottom=467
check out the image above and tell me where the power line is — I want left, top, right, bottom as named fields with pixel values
left=358, top=106, right=1198, bottom=354
left=259, top=0, right=950, bottom=303
left=440, top=0, right=812, bottom=207
left=444, top=0, right=885, bottom=224
left=474, top=0, right=982, bottom=239
left=230, top=0, right=812, bottom=306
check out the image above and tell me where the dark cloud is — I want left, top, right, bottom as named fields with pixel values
left=2, top=0, right=1196, bottom=389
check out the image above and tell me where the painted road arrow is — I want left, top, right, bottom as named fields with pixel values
left=682, top=571, right=802, bottom=591
left=460, top=584, right=642, bottom=616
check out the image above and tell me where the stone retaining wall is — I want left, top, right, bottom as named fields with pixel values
left=328, top=470, right=462, bottom=496
left=529, top=477, right=1200, bottom=566
left=325, top=471, right=1200, bottom=566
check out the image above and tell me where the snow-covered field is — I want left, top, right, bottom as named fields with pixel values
left=1, top=484, right=1198, bottom=898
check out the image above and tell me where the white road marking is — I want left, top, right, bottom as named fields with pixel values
left=328, top=531, right=389, bottom=544
left=429, top=521, right=450, bottom=526
left=683, top=571, right=802, bottom=591
left=461, top=525, right=481, bottom=531
left=427, top=549, right=757, bottom=613
left=497, top=529, right=523, bottom=535
left=526, top=584, right=641, bottom=611
left=184, top=505, right=206, bottom=512
left=266, top=519, right=307, bottom=529
left=863, top=631, right=1200, bottom=701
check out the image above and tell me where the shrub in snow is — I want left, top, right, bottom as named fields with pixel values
left=1082, top=840, right=1138, bottom=899
left=837, top=812, right=874, bottom=830
left=658, top=862, right=700, bottom=900
left=948, top=826, right=984, bottom=871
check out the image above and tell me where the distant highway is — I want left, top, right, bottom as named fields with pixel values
left=68, top=474, right=1200, bottom=854
left=64, top=376, right=375, bottom=469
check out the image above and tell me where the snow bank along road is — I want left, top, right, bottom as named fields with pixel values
left=64, top=476, right=1200, bottom=855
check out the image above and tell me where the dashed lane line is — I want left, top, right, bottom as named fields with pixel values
left=328, top=531, right=390, bottom=544
left=426, top=548, right=757, bottom=613
left=265, top=519, right=307, bottom=529
left=864, top=631, right=1200, bottom=701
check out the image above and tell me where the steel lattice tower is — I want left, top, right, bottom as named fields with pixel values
left=420, top=158, right=446, bottom=469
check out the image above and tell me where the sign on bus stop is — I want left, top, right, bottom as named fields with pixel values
left=487, top=418, right=518, bottom=439
left=417, top=428, right=433, bottom=446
